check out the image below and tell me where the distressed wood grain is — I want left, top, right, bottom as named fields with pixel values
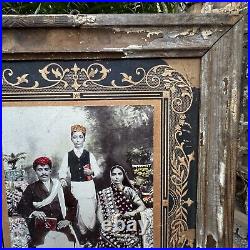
left=197, top=16, right=244, bottom=247
left=2, top=14, right=241, bottom=28
left=2, top=14, right=243, bottom=59
left=1, top=27, right=222, bottom=56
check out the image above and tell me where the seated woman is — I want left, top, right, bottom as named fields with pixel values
left=97, top=165, right=146, bottom=248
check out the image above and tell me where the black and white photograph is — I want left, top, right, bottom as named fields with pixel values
left=2, top=104, right=154, bottom=248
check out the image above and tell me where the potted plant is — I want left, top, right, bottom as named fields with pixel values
left=3, top=152, right=27, bottom=181
left=127, top=147, right=153, bottom=207
left=3, top=152, right=28, bottom=216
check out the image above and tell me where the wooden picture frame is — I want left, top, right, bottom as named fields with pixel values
left=2, top=14, right=244, bottom=248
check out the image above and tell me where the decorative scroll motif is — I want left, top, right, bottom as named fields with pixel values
left=3, top=63, right=112, bottom=91
left=3, top=63, right=192, bottom=100
left=169, top=114, right=195, bottom=247
left=2, top=62, right=194, bottom=247
left=145, top=65, right=193, bottom=112
left=3, top=63, right=148, bottom=91
left=143, top=64, right=194, bottom=247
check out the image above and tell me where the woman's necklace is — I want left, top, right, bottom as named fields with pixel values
left=116, top=183, right=124, bottom=192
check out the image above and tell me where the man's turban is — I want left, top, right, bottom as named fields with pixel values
left=33, top=156, right=52, bottom=170
left=71, top=124, right=86, bottom=134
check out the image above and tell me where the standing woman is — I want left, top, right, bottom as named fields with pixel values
left=59, top=124, right=101, bottom=245
left=97, top=165, right=146, bottom=248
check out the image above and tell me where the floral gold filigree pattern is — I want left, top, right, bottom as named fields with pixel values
left=169, top=116, right=195, bottom=247
left=145, top=65, right=192, bottom=113
left=3, top=64, right=192, bottom=102
left=2, top=69, right=34, bottom=87
left=111, top=68, right=146, bottom=88
left=3, top=63, right=148, bottom=90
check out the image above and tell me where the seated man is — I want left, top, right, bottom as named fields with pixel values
left=17, top=156, right=78, bottom=248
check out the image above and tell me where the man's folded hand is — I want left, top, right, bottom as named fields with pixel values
left=57, top=219, right=70, bottom=230
left=32, top=211, right=46, bottom=220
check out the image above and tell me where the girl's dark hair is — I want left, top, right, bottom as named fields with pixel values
left=110, top=165, right=133, bottom=188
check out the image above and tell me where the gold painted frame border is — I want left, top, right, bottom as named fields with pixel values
left=2, top=61, right=194, bottom=247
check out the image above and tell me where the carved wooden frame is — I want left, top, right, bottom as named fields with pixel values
left=2, top=14, right=245, bottom=248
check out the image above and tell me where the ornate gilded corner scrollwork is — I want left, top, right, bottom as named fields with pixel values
left=3, top=63, right=192, bottom=101
left=145, top=64, right=193, bottom=113
left=143, top=64, right=194, bottom=247
left=164, top=70, right=194, bottom=247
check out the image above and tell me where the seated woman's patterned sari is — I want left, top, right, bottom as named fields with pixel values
left=97, top=168, right=144, bottom=248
